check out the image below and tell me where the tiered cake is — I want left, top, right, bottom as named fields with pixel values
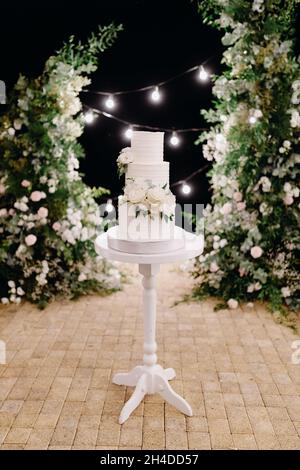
left=117, top=131, right=176, bottom=241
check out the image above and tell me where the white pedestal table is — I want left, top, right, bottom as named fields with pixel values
left=95, top=227, right=204, bottom=424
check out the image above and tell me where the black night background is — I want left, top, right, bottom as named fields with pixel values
left=1, top=0, right=299, bottom=206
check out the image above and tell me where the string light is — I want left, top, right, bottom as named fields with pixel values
left=105, top=95, right=116, bottom=109
left=150, top=86, right=161, bottom=103
left=103, top=165, right=210, bottom=206
left=124, top=126, right=133, bottom=139
left=81, top=60, right=216, bottom=209
left=83, top=57, right=216, bottom=98
left=198, top=66, right=209, bottom=82
left=84, top=111, right=95, bottom=124
left=182, top=183, right=191, bottom=195
left=170, top=132, right=180, bottom=147
left=105, top=199, right=114, bottom=213
left=83, top=105, right=207, bottom=133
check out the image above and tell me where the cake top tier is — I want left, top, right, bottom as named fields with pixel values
left=131, top=131, right=164, bottom=164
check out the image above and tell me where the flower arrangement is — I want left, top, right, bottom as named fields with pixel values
left=191, top=0, right=300, bottom=313
left=120, top=181, right=175, bottom=222
left=116, top=147, right=134, bottom=176
left=0, top=24, right=123, bottom=308
left=117, top=147, right=175, bottom=221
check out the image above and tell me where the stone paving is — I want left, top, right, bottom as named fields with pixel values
left=0, top=264, right=300, bottom=450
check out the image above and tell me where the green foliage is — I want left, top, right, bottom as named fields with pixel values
left=50, top=24, right=123, bottom=74
left=0, top=24, right=122, bottom=307
left=191, top=0, right=300, bottom=313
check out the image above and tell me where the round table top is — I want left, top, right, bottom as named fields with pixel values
left=95, top=227, right=204, bottom=265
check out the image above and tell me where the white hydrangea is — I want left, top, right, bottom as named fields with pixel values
left=281, top=287, right=291, bottom=298
left=290, top=110, right=300, bottom=128
left=252, top=0, right=264, bottom=13
left=291, top=80, right=300, bottom=104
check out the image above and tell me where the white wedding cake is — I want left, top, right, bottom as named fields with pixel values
left=116, top=131, right=176, bottom=241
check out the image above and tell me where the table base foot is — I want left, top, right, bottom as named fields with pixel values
left=113, top=365, right=144, bottom=387
left=113, top=364, right=192, bottom=424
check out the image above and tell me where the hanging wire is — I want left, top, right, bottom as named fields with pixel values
left=82, top=57, right=215, bottom=203
left=83, top=105, right=208, bottom=133
left=171, top=164, right=210, bottom=187
left=81, top=56, right=215, bottom=96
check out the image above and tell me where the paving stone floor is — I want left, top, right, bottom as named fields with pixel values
left=0, top=264, right=300, bottom=450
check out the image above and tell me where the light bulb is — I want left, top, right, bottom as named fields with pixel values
left=150, top=86, right=161, bottom=103
left=84, top=111, right=95, bottom=124
left=182, top=183, right=191, bottom=195
left=170, top=132, right=180, bottom=146
left=198, top=66, right=209, bottom=81
left=105, top=95, right=115, bottom=109
left=105, top=199, right=114, bottom=213
left=249, top=116, right=257, bottom=124
left=124, top=127, right=133, bottom=139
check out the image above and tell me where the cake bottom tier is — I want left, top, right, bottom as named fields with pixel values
left=118, top=197, right=175, bottom=241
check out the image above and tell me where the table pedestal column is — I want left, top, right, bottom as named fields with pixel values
left=113, top=264, right=193, bottom=424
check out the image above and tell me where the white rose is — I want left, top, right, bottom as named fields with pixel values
left=17, top=287, right=25, bottom=296
left=1, top=297, right=9, bottom=304
left=220, top=202, right=232, bottom=215
left=260, top=177, right=271, bottom=192
left=210, top=262, right=219, bottom=273
left=291, top=110, right=300, bottom=128
left=159, top=193, right=175, bottom=217
left=30, top=191, right=46, bottom=202
left=233, top=192, right=242, bottom=202
left=284, top=182, right=291, bottom=192
left=25, top=234, right=37, bottom=246
left=0, top=208, right=7, bottom=217
left=227, top=299, right=238, bottom=309
left=164, top=193, right=175, bottom=206
left=37, top=207, right=48, bottom=219
left=14, top=119, right=22, bottom=130
left=281, top=287, right=291, bottom=298
left=125, top=185, right=146, bottom=204
left=219, top=239, right=227, bottom=248
left=147, top=186, right=167, bottom=204
left=254, top=109, right=263, bottom=118
left=80, top=227, right=88, bottom=242
left=19, top=202, right=28, bottom=212
left=52, top=222, right=61, bottom=231
left=283, top=194, right=294, bottom=206
left=250, top=246, right=263, bottom=259
left=117, top=148, right=134, bottom=165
